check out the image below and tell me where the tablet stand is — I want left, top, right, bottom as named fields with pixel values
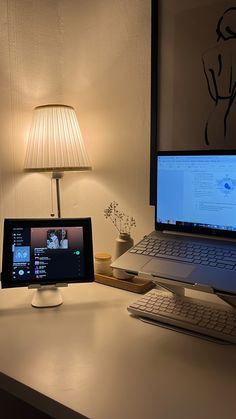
left=29, top=284, right=68, bottom=308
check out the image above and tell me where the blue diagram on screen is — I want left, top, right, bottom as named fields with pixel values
left=217, top=176, right=236, bottom=195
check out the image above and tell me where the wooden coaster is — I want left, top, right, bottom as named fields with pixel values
left=95, top=273, right=155, bottom=294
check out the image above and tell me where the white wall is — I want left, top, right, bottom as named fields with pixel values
left=0, top=0, right=153, bottom=263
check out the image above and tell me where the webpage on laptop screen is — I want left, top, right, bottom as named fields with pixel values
left=157, top=155, right=236, bottom=231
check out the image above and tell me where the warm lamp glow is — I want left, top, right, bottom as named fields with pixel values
left=24, top=104, right=91, bottom=218
left=24, top=104, right=91, bottom=172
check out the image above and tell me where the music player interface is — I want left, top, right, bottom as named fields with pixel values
left=12, top=226, right=84, bottom=282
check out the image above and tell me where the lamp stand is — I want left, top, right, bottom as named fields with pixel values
left=52, top=172, right=63, bottom=218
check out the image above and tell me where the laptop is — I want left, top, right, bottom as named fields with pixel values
left=111, top=150, right=236, bottom=295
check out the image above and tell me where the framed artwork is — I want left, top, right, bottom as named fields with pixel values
left=150, top=0, right=236, bottom=204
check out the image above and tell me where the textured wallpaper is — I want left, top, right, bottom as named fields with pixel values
left=0, top=0, right=152, bottom=264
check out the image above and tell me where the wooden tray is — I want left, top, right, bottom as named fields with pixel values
left=95, top=273, right=155, bottom=294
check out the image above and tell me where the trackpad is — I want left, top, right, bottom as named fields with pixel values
left=143, top=259, right=194, bottom=278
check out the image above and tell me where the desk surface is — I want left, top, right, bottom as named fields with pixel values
left=0, top=282, right=235, bottom=419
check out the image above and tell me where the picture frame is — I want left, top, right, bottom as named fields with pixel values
left=150, top=0, right=158, bottom=205
left=150, top=0, right=236, bottom=205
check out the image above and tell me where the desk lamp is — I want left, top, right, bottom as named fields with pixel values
left=24, top=104, right=91, bottom=217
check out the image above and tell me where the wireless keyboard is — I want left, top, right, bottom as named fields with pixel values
left=127, top=289, right=236, bottom=344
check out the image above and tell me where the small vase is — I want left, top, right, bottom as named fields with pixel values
left=113, top=233, right=134, bottom=280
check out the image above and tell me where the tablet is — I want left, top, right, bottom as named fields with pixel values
left=1, top=218, right=94, bottom=289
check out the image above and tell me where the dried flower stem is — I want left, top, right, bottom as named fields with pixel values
left=104, top=201, right=136, bottom=235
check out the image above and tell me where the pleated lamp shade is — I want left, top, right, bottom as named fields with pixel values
left=24, top=104, right=91, bottom=172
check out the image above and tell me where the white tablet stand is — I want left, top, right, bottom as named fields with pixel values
left=29, top=284, right=68, bottom=308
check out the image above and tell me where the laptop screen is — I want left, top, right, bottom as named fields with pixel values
left=1, top=218, right=94, bottom=288
left=156, top=151, right=236, bottom=237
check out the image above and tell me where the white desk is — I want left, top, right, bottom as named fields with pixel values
left=0, top=282, right=236, bottom=419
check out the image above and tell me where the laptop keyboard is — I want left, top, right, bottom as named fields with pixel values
left=129, top=237, right=236, bottom=270
left=128, top=289, right=236, bottom=344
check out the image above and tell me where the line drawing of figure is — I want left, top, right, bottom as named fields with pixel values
left=202, top=7, right=236, bottom=146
